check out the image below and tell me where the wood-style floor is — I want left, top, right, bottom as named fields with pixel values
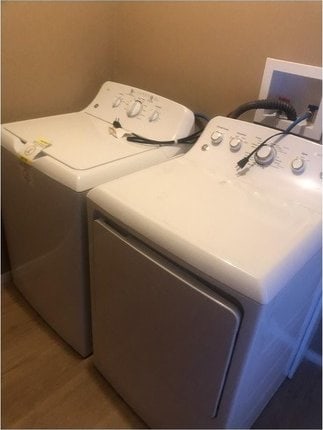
left=2, top=280, right=322, bottom=429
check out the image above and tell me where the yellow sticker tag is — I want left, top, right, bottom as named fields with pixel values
left=34, top=138, right=51, bottom=148
left=19, top=138, right=52, bottom=164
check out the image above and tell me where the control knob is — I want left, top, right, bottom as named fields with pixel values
left=291, top=157, right=305, bottom=174
left=149, top=110, right=160, bottom=122
left=229, top=137, right=242, bottom=152
left=254, top=145, right=276, bottom=166
left=112, top=97, right=122, bottom=108
left=210, top=131, right=223, bottom=145
left=127, top=100, right=143, bottom=117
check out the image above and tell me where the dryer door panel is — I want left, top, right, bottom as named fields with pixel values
left=91, top=219, right=241, bottom=429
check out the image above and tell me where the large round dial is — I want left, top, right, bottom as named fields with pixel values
left=254, top=145, right=276, bottom=166
left=127, top=100, right=143, bottom=117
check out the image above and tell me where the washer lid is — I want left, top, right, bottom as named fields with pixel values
left=4, top=112, right=154, bottom=170
left=88, top=157, right=322, bottom=304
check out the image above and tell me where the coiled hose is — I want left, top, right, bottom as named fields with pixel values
left=227, top=99, right=297, bottom=121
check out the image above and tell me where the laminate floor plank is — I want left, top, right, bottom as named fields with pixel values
left=2, top=281, right=146, bottom=429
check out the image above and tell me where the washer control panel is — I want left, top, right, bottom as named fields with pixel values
left=187, top=116, right=322, bottom=208
left=84, top=81, right=194, bottom=141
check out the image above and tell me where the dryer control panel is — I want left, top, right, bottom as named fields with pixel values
left=187, top=116, right=322, bottom=211
left=84, top=81, right=194, bottom=142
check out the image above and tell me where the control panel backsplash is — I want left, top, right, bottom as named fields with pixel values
left=84, top=81, right=194, bottom=141
left=187, top=116, right=322, bottom=210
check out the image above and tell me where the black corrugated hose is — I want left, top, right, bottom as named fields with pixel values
left=227, top=99, right=297, bottom=121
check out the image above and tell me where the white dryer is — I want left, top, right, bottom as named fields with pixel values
left=1, top=81, right=195, bottom=357
left=87, top=116, right=322, bottom=428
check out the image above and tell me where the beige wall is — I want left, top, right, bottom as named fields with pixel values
left=114, top=1, right=322, bottom=118
left=2, top=1, right=117, bottom=123
left=1, top=1, right=322, bottom=122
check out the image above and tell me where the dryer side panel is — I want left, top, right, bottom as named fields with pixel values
left=90, top=219, right=241, bottom=429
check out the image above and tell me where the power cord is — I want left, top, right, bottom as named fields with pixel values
left=125, top=113, right=210, bottom=145
left=236, top=108, right=316, bottom=170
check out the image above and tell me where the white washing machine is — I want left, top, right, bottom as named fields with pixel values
left=1, top=81, right=195, bottom=357
left=87, top=116, right=322, bottom=428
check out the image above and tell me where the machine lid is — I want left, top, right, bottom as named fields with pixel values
left=3, top=112, right=155, bottom=170
left=88, top=156, right=322, bottom=304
